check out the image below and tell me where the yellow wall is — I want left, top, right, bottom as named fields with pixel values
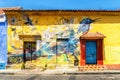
left=6, top=11, right=120, bottom=69
left=91, top=24, right=120, bottom=64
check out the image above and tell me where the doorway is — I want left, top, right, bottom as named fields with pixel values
left=80, top=32, right=105, bottom=65
left=56, top=38, right=69, bottom=64
left=23, top=42, right=36, bottom=63
left=86, top=41, right=97, bottom=64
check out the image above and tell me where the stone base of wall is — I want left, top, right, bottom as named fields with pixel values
left=78, top=64, right=120, bottom=71
left=106, top=64, right=120, bottom=70
left=78, top=65, right=106, bottom=71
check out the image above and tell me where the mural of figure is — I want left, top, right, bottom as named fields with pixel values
left=22, top=14, right=36, bottom=31
left=69, top=38, right=79, bottom=60
left=40, top=42, right=51, bottom=56
left=7, top=15, right=101, bottom=68
left=24, top=16, right=33, bottom=26
left=77, top=17, right=100, bottom=34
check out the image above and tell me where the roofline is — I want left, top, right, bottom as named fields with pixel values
left=3, top=9, right=120, bottom=12
left=0, top=9, right=4, bottom=14
left=0, top=7, right=22, bottom=10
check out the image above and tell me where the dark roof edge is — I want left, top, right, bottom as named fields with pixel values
left=3, top=9, right=120, bottom=12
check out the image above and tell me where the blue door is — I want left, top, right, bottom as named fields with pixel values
left=86, top=41, right=97, bottom=64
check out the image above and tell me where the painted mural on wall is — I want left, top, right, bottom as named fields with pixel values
left=7, top=13, right=97, bottom=69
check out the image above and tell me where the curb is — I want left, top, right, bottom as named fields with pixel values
left=65, top=71, right=120, bottom=75
left=1, top=70, right=120, bottom=75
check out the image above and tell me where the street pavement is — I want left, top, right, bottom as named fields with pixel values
left=1, top=67, right=120, bottom=80
left=0, top=74, right=120, bottom=80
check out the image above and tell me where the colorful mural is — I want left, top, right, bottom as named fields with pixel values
left=0, top=9, right=119, bottom=70
left=7, top=11, right=98, bottom=69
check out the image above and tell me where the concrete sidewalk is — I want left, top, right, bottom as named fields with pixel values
left=1, top=67, right=120, bottom=75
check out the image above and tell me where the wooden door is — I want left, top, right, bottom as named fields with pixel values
left=86, top=41, right=97, bottom=64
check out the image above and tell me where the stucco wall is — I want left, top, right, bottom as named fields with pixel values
left=91, top=24, right=120, bottom=64
left=6, top=11, right=120, bottom=69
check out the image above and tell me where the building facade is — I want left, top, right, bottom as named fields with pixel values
left=0, top=8, right=120, bottom=70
